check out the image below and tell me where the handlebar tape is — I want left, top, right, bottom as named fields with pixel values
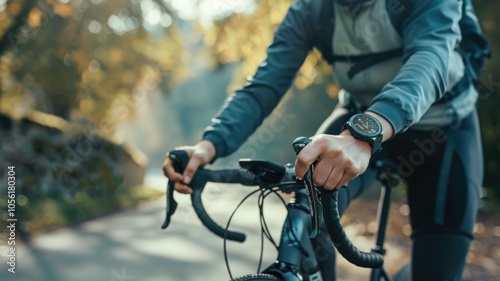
left=203, top=169, right=260, bottom=186
left=189, top=169, right=258, bottom=242
left=191, top=184, right=246, bottom=243
left=321, top=190, right=384, bottom=268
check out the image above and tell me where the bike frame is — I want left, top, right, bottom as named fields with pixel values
left=262, top=165, right=400, bottom=281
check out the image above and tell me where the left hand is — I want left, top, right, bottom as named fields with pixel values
left=294, top=133, right=372, bottom=190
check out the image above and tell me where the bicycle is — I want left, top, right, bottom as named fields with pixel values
left=161, top=137, right=410, bottom=281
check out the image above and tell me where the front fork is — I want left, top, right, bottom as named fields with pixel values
left=263, top=192, right=323, bottom=281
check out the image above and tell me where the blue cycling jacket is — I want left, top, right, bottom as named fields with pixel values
left=203, top=0, right=478, bottom=159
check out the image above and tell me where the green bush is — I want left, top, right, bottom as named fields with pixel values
left=0, top=117, right=161, bottom=235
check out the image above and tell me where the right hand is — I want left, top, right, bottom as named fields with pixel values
left=162, top=140, right=216, bottom=194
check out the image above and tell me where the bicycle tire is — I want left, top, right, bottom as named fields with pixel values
left=231, top=273, right=280, bottom=281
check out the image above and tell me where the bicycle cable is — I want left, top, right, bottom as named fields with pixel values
left=258, top=188, right=279, bottom=249
left=223, top=183, right=311, bottom=280
left=256, top=187, right=280, bottom=273
left=223, top=188, right=263, bottom=280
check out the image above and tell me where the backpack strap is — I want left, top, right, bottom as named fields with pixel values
left=435, top=0, right=491, bottom=104
left=458, top=0, right=492, bottom=80
left=313, top=0, right=402, bottom=78
left=332, top=48, right=403, bottom=79
left=313, top=0, right=490, bottom=89
left=392, top=0, right=413, bottom=36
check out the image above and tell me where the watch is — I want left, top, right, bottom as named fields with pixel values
left=341, top=113, right=383, bottom=157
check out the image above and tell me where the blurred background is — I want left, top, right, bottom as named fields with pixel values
left=0, top=0, right=498, bottom=280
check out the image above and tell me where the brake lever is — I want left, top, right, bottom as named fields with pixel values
left=302, top=165, right=322, bottom=239
left=161, top=179, right=177, bottom=229
left=293, top=137, right=322, bottom=239
left=161, top=150, right=189, bottom=229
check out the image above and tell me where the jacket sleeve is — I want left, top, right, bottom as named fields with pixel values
left=202, top=0, right=315, bottom=159
left=367, top=0, right=462, bottom=134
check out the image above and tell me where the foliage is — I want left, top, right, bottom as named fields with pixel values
left=0, top=0, right=185, bottom=131
left=0, top=119, right=126, bottom=199
left=0, top=114, right=162, bottom=234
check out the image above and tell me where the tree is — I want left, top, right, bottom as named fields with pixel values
left=0, top=0, right=186, bottom=131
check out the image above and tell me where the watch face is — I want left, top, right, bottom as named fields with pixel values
left=351, top=114, right=381, bottom=137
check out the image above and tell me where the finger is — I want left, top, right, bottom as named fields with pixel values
left=323, top=166, right=343, bottom=190
left=183, top=155, right=202, bottom=185
left=312, top=158, right=335, bottom=186
left=335, top=173, right=351, bottom=190
left=337, top=167, right=362, bottom=189
left=294, top=139, right=326, bottom=179
left=162, top=156, right=183, bottom=181
left=175, top=182, right=193, bottom=194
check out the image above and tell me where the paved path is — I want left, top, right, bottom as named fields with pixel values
left=0, top=181, right=405, bottom=281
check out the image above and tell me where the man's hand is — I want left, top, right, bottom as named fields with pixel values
left=294, top=111, right=393, bottom=190
left=162, top=140, right=216, bottom=194
left=294, top=134, right=372, bottom=190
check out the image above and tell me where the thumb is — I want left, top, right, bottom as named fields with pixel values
left=182, top=155, right=201, bottom=185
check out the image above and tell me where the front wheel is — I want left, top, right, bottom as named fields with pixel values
left=231, top=273, right=281, bottom=281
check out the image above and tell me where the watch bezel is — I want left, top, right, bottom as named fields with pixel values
left=348, top=113, right=383, bottom=138
left=341, top=113, right=384, bottom=157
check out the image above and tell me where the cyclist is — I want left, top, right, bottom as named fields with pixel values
left=163, top=0, right=490, bottom=280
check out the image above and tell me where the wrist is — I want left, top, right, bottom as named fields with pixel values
left=340, top=130, right=373, bottom=154
left=365, top=111, right=394, bottom=142
left=197, top=140, right=217, bottom=164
